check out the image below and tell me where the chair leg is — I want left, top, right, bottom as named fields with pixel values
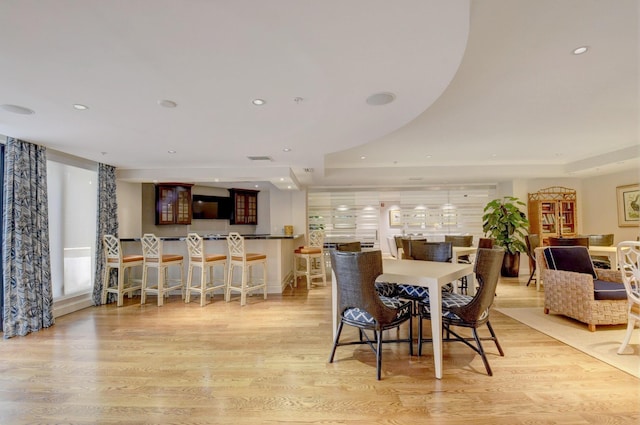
left=376, top=330, right=382, bottom=381
left=116, top=267, right=125, bottom=307
left=471, top=328, right=493, bottom=376
left=526, top=265, right=536, bottom=286
left=618, top=316, right=637, bottom=354
left=185, top=264, right=193, bottom=303
left=328, top=321, right=344, bottom=363
left=141, top=265, right=148, bottom=305
left=486, top=321, right=504, bottom=356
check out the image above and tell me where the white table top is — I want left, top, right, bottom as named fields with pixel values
left=378, top=258, right=473, bottom=287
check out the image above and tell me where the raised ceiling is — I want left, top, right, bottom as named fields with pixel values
left=0, top=0, right=638, bottom=191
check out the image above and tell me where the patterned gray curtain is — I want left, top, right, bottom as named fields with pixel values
left=2, top=138, right=54, bottom=338
left=92, top=163, right=118, bottom=305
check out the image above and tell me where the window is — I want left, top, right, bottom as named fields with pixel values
left=47, top=159, right=97, bottom=301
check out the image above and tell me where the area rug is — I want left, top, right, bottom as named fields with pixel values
left=496, top=307, right=639, bottom=379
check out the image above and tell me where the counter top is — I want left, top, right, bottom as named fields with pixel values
left=120, top=234, right=303, bottom=242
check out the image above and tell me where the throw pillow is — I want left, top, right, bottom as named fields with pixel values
left=543, top=246, right=597, bottom=278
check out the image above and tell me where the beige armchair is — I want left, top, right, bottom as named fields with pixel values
left=538, top=246, right=628, bottom=331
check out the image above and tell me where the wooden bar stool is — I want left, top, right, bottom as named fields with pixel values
left=185, top=233, right=227, bottom=306
left=294, top=230, right=326, bottom=289
left=141, top=233, right=184, bottom=306
left=226, top=232, right=267, bottom=306
left=101, top=234, right=143, bottom=306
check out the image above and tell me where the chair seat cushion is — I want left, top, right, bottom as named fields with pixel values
left=593, top=279, right=627, bottom=300
left=397, top=284, right=429, bottom=300
left=543, top=246, right=597, bottom=278
left=231, top=253, right=267, bottom=261
left=123, top=255, right=144, bottom=263
left=191, top=254, right=226, bottom=263
left=343, top=297, right=410, bottom=324
left=296, top=246, right=322, bottom=254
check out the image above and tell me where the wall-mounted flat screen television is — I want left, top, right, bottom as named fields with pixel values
left=192, top=195, right=231, bottom=220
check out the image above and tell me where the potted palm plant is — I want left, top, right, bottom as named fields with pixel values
left=482, top=196, right=529, bottom=277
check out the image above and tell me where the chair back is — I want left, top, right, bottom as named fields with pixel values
left=587, top=234, right=614, bottom=247
left=227, top=232, right=245, bottom=258
left=478, top=238, right=494, bottom=249
left=103, top=234, right=122, bottom=263
left=330, top=249, right=396, bottom=324
left=401, top=238, right=427, bottom=259
left=394, top=236, right=404, bottom=249
left=336, top=241, right=361, bottom=252
left=186, top=233, right=204, bottom=261
left=387, top=236, right=398, bottom=258
left=617, top=241, right=640, bottom=306
left=141, top=233, right=162, bottom=261
left=548, top=237, right=589, bottom=247
left=525, top=234, right=540, bottom=258
left=445, top=235, right=473, bottom=247
left=307, top=230, right=324, bottom=248
left=448, top=248, right=505, bottom=324
left=410, top=241, right=452, bottom=262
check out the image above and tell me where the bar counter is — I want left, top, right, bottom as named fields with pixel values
left=121, top=233, right=305, bottom=294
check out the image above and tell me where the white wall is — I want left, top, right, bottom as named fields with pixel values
left=581, top=168, right=640, bottom=243
left=116, top=181, right=142, bottom=238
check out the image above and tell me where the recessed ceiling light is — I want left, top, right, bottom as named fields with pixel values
left=280, top=178, right=285, bottom=181
left=254, top=184, right=259, bottom=188
left=168, top=150, right=176, bottom=154
left=426, top=154, right=432, bottom=159
left=252, top=99, right=266, bottom=106
left=572, top=46, right=589, bottom=55
left=283, top=147, right=291, bottom=152
left=360, top=156, right=366, bottom=160
left=366, top=92, right=396, bottom=106
left=158, top=99, right=177, bottom=108
left=73, top=104, right=88, bottom=110
left=1, top=104, right=35, bottom=115
left=287, top=185, right=292, bottom=189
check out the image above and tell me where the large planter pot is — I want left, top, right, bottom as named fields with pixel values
left=501, top=252, right=520, bottom=277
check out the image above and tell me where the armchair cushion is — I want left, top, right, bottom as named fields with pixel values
left=543, top=246, right=597, bottom=278
left=593, top=280, right=627, bottom=300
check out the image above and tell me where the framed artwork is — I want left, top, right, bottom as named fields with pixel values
left=616, top=184, right=640, bottom=227
left=389, top=209, right=402, bottom=226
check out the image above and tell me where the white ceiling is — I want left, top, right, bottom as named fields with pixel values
left=0, top=0, right=638, bottom=191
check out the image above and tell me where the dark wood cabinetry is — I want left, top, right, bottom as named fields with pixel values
left=155, top=183, right=193, bottom=225
left=229, top=188, right=259, bottom=225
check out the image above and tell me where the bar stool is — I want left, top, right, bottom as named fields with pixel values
left=294, top=230, right=326, bottom=289
left=226, top=232, right=267, bottom=306
left=185, top=233, right=227, bottom=306
left=101, top=234, right=143, bottom=306
left=141, top=233, right=184, bottom=306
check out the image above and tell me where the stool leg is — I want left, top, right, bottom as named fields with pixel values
left=157, top=266, right=165, bottom=307
left=101, top=265, right=110, bottom=305
left=185, top=263, right=193, bottom=303
left=141, top=265, right=148, bottom=305
left=117, top=266, right=125, bottom=307
left=200, top=265, right=207, bottom=307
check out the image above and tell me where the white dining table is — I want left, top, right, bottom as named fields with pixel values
left=331, top=258, right=473, bottom=379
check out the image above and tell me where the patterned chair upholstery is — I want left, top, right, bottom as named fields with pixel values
left=397, top=241, right=452, bottom=308
left=329, top=249, right=413, bottom=380
left=539, top=246, right=628, bottom=331
left=417, top=248, right=505, bottom=375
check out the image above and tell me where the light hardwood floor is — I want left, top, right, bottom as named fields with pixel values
left=1, top=273, right=638, bottom=424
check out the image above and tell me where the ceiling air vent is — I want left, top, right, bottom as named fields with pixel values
left=247, top=156, right=273, bottom=161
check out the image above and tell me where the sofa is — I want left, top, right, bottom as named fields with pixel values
left=537, top=246, right=628, bottom=331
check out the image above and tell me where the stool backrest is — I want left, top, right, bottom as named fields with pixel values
left=103, top=234, right=121, bottom=262
left=227, top=232, right=245, bottom=257
left=308, top=230, right=324, bottom=248
left=186, top=233, right=204, bottom=259
left=141, top=233, right=162, bottom=260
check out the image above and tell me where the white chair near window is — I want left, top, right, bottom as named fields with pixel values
left=141, top=233, right=184, bottom=306
left=226, top=232, right=267, bottom=306
left=617, top=241, right=640, bottom=355
left=101, top=234, right=143, bottom=306
left=185, top=233, right=227, bottom=306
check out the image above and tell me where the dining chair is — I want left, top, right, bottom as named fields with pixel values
left=525, top=234, right=540, bottom=287
left=185, top=233, right=227, bottom=306
left=445, top=235, right=473, bottom=293
left=397, top=241, right=453, bottom=312
left=101, top=234, right=143, bottom=306
left=417, top=247, right=506, bottom=375
left=294, top=230, right=326, bottom=289
left=140, top=233, right=185, bottom=306
left=329, top=249, right=413, bottom=380
left=226, top=232, right=268, bottom=306
left=616, top=241, right=640, bottom=355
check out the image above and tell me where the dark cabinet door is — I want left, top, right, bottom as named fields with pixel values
left=155, top=184, right=192, bottom=225
left=229, top=189, right=259, bottom=225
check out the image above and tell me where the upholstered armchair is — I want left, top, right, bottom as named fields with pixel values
left=539, top=246, right=628, bottom=331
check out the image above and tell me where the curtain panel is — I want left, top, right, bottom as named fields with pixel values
left=2, top=138, right=54, bottom=338
left=92, top=163, right=118, bottom=305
